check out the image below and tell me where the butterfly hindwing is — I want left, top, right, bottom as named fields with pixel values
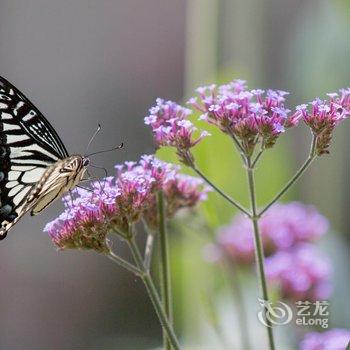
left=0, top=76, right=71, bottom=239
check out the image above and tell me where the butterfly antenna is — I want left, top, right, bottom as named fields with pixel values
left=89, top=164, right=108, bottom=179
left=85, top=124, right=102, bottom=155
left=87, top=143, right=124, bottom=157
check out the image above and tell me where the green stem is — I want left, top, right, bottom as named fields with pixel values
left=106, top=250, right=143, bottom=276
left=259, top=134, right=317, bottom=216
left=127, top=236, right=181, bottom=350
left=157, top=191, right=173, bottom=350
left=191, top=165, right=251, bottom=217
left=229, top=132, right=247, bottom=164
left=230, top=133, right=246, bottom=157
left=246, top=156, right=275, bottom=350
left=251, top=147, right=264, bottom=168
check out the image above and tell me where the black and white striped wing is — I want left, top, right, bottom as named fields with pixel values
left=0, top=76, right=69, bottom=238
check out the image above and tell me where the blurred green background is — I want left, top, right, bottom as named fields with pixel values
left=0, top=0, right=349, bottom=349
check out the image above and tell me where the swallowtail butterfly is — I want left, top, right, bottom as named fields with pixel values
left=0, top=76, right=89, bottom=240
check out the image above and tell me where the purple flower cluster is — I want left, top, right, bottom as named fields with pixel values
left=145, top=98, right=210, bottom=165
left=146, top=80, right=350, bottom=162
left=217, top=202, right=329, bottom=263
left=213, top=202, right=331, bottom=300
left=188, top=80, right=295, bottom=154
left=295, top=88, right=350, bottom=155
left=265, top=244, right=331, bottom=301
left=300, top=328, right=350, bottom=350
left=44, top=155, right=208, bottom=251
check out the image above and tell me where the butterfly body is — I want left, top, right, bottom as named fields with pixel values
left=0, top=76, right=88, bottom=239
left=28, top=155, right=88, bottom=216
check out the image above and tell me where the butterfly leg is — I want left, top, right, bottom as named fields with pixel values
left=62, top=190, right=76, bottom=222
left=85, top=169, right=108, bottom=196
left=76, top=185, right=93, bottom=192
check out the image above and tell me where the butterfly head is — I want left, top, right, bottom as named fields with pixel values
left=61, top=155, right=89, bottom=179
left=83, top=157, right=90, bottom=167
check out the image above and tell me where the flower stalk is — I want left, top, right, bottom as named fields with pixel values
left=228, top=131, right=247, bottom=163
left=259, top=134, right=317, bottom=216
left=126, top=233, right=181, bottom=350
left=191, top=165, right=251, bottom=217
left=106, top=249, right=143, bottom=276
left=157, top=191, right=173, bottom=350
left=251, top=143, right=265, bottom=168
left=246, top=155, right=275, bottom=350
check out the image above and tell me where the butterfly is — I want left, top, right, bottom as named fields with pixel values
left=0, top=76, right=90, bottom=240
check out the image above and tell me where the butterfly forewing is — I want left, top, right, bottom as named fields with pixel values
left=0, top=77, right=68, bottom=160
left=0, top=76, right=79, bottom=239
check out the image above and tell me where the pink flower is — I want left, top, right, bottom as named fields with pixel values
left=44, top=155, right=208, bottom=250
left=300, top=329, right=350, bottom=350
left=217, top=202, right=329, bottom=264
left=294, top=89, right=350, bottom=155
left=44, top=180, right=119, bottom=252
left=145, top=98, right=210, bottom=165
left=188, top=80, right=295, bottom=155
left=164, top=174, right=209, bottom=215
left=265, top=244, right=332, bottom=301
